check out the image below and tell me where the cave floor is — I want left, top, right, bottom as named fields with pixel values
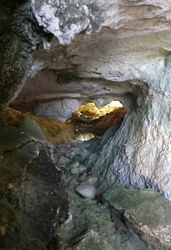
left=53, top=140, right=156, bottom=250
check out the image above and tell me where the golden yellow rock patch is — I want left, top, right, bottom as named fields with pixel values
left=0, top=108, right=76, bottom=144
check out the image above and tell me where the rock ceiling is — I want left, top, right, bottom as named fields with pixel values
left=12, top=1, right=171, bottom=118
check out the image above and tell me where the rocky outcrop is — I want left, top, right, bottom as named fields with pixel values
left=105, top=188, right=171, bottom=250
left=0, top=1, right=41, bottom=107
left=31, top=0, right=104, bottom=45
left=0, top=117, right=68, bottom=249
left=58, top=187, right=151, bottom=250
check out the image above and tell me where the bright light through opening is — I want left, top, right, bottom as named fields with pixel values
left=108, top=101, right=123, bottom=108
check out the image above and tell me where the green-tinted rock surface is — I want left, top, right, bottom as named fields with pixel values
left=0, top=118, right=68, bottom=249
left=58, top=183, right=151, bottom=250
left=105, top=188, right=171, bottom=250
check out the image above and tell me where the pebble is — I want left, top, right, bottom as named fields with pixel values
left=58, top=155, right=69, bottom=165
left=75, top=184, right=96, bottom=199
left=77, top=170, right=87, bottom=183
left=71, top=165, right=86, bottom=175
left=68, top=160, right=80, bottom=169
left=71, top=167, right=81, bottom=175
left=67, top=152, right=76, bottom=159
left=81, top=176, right=97, bottom=187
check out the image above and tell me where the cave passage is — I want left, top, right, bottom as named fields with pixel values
left=8, top=67, right=129, bottom=142
left=67, top=100, right=126, bottom=140
left=8, top=100, right=126, bottom=144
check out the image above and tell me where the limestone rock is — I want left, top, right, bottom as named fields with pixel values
left=77, top=170, right=87, bottom=183
left=8, top=0, right=171, bottom=199
left=33, top=99, right=81, bottom=122
left=71, top=165, right=87, bottom=175
left=67, top=160, right=80, bottom=170
left=59, top=190, right=152, bottom=250
left=81, top=175, right=97, bottom=187
left=75, top=184, right=96, bottom=199
left=0, top=119, right=68, bottom=249
left=2, top=1, right=171, bottom=248
left=31, top=0, right=104, bottom=45
left=57, top=155, right=70, bottom=166
left=71, top=167, right=81, bottom=175
left=105, top=188, right=171, bottom=250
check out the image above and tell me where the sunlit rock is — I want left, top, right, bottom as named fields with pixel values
left=31, top=0, right=104, bottom=45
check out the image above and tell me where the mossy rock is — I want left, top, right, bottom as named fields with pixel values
left=105, top=188, right=171, bottom=250
left=58, top=189, right=150, bottom=250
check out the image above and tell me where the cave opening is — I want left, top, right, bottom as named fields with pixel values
left=8, top=96, right=127, bottom=143
left=66, top=100, right=126, bottom=141
left=8, top=68, right=131, bottom=143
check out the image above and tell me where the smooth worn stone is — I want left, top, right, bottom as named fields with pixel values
left=79, top=165, right=87, bottom=172
left=64, top=175, right=73, bottom=185
left=58, top=155, right=69, bottom=165
left=67, top=160, right=80, bottom=169
left=75, top=184, right=96, bottom=199
left=77, top=170, right=87, bottom=183
left=81, top=176, right=98, bottom=187
left=73, top=154, right=83, bottom=162
left=71, top=165, right=87, bottom=175
left=69, top=152, right=77, bottom=159
left=71, top=167, right=80, bottom=175
left=68, top=178, right=79, bottom=187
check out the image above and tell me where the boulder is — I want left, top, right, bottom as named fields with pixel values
left=105, top=188, right=171, bottom=250
left=58, top=190, right=152, bottom=250
left=0, top=118, right=68, bottom=249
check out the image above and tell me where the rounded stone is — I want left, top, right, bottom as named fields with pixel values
left=78, top=165, right=87, bottom=173
left=77, top=170, right=87, bottom=183
left=58, top=155, right=69, bottom=165
left=69, top=160, right=80, bottom=169
left=71, top=165, right=86, bottom=175
left=71, top=165, right=86, bottom=174
left=81, top=176, right=97, bottom=187
left=71, top=167, right=80, bottom=175
left=75, top=184, right=96, bottom=199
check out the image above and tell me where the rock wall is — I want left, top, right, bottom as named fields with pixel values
left=0, top=117, right=68, bottom=249
left=86, top=85, right=171, bottom=198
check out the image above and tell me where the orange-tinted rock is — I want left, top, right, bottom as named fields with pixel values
left=72, top=107, right=126, bottom=136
